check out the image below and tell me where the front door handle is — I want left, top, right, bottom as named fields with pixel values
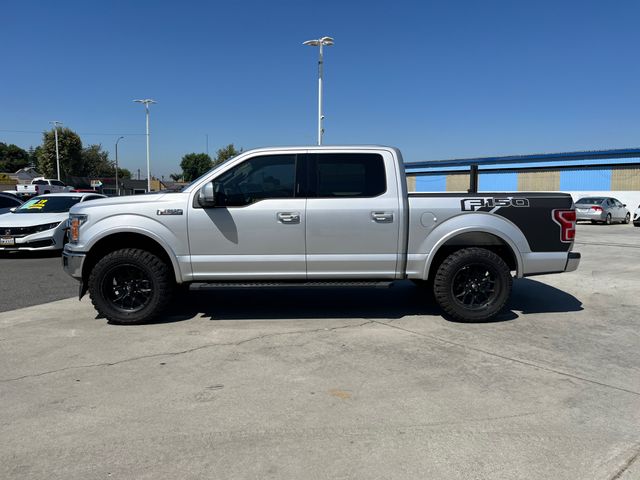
left=277, top=212, right=300, bottom=224
left=371, top=211, right=394, bottom=223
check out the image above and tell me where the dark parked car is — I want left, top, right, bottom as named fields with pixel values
left=0, top=192, right=23, bottom=214
left=575, top=197, right=630, bottom=225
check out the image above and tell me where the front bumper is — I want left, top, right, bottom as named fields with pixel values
left=62, top=248, right=86, bottom=280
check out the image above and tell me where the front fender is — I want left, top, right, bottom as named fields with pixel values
left=79, top=213, right=189, bottom=282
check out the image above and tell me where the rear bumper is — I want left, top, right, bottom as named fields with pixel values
left=62, top=248, right=86, bottom=280
left=521, top=251, right=580, bottom=277
left=565, top=252, right=581, bottom=273
left=576, top=211, right=605, bottom=222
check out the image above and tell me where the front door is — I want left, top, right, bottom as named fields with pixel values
left=188, top=153, right=306, bottom=280
left=305, top=152, right=401, bottom=279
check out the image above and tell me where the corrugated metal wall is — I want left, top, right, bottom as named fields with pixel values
left=611, top=167, right=640, bottom=190
left=517, top=170, right=560, bottom=191
left=407, top=165, right=640, bottom=192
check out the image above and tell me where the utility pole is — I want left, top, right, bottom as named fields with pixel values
left=49, top=121, right=63, bottom=180
left=303, top=37, right=334, bottom=145
left=133, top=99, right=156, bottom=192
left=115, top=136, right=124, bottom=196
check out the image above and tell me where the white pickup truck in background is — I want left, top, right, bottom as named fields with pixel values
left=16, top=178, right=73, bottom=199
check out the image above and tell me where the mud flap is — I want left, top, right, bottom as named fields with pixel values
left=79, top=280, right=88, bottom=300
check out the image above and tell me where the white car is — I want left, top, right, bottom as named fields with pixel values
left=634, top=205, right=640, bottom=227
left=0, top=192, right=105, bottom=251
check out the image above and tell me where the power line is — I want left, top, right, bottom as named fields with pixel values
left=0, top=129, right=145, bottom=136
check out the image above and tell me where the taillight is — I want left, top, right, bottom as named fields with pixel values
left=553, top=209, right=576, bottom=243
left=591, top=206, right=602, bottom=212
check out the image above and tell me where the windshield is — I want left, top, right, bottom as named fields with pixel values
left=15, top=196, right=83, bottom=213
left=180, top=154, right=240, bottom=192
left=576, top=197, right=605, bottom=205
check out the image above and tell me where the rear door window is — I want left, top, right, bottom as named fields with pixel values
left=309, top=153, right=386, bottom=198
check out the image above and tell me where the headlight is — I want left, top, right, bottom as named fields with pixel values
left=69, top=214, right=88, bottom=244
left=33, top=221, right=62, bottom=233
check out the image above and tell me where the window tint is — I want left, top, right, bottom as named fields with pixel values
left=0, top=196, right=20, bottom=208
left=15, top=196, right=83, bottom=213
left=33, top=180, right=48, bottom=185
left=212, top=154, right=296, bottom=207
left=312, top=153, right=386, bottom=198
left=51, top=180, right=65, bottom=186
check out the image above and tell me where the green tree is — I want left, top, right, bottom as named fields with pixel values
left=37, top=128, right=83, bottom=178
left=213, top=144, right=241, bottom=168
left=81, top=144, right=115, bottom=177
left=0, top=142, right=29, bottom=172
left=180, top=153, right=213, bottom=182
left=117, top=167, right=132, bottom=179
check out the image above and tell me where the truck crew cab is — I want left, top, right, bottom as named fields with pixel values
left=62, top=146, right=580, bottom=324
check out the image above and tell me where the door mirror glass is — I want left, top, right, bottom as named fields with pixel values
left=198, top=182, right=216, bottom=207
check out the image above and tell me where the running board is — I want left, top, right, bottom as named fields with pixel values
left=189, top=280, right=393, bottom=289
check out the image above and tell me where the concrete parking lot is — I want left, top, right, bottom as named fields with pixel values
left=1, top=223, right=639, bottom=480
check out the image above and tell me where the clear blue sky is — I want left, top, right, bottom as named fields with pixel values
left=2, top=0, right=639, bottom=179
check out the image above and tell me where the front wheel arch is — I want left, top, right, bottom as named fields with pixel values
left=82, top=232, right=179, bottom=285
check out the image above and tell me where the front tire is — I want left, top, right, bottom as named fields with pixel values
left=624, top=213, right=631, bottom=224
left=88, top=248, right=173, bottom=324
left=433, top=247, right=512, bottom=322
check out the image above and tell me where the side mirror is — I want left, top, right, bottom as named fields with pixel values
left=197, top=182, right=216, bottom=207
left=623, top=204, right=627, bottom=208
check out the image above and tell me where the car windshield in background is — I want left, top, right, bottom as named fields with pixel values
left=576, top=197, right=605, bottom=204
left=14, top=196, right=82, bottom=213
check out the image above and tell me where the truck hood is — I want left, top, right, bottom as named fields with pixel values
left=0, top=211, right=68, bottom=227
left=69, top=192, right=186, bottom=214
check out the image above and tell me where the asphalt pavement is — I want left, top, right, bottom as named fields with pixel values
left=0, top=223, right=639, bottom=480
left=0, top=250, right=78, bottom=312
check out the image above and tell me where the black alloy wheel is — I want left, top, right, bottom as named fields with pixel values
left=88, top=248, right=173, bottom=324
left=433, top=247, right=512, bottom=322
left=451, top=264, right=497, bottom=310
left=101, top=263, right=153, bottom=314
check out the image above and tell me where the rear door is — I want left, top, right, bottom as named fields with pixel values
left=305, top=151, right=401, bottom=279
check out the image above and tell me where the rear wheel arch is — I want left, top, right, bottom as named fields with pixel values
left=424, top=230, right=520, bottom=281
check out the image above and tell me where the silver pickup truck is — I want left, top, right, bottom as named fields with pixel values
left=62, top=146, right=580, bottom=324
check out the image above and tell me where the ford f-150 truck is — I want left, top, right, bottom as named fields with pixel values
left=62, top=146, right=580, bottom=324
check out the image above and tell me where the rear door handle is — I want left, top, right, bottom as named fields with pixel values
left=277, top=212, right=300, bottom=224
left=371, top=211, right=394, bottom=223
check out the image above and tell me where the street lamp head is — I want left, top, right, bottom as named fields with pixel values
left=303, top=36, right=334, bottom=47
left=133, top=99, right=157, bottom=105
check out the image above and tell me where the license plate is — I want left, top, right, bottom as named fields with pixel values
left=0, top=236, right=15, bottom=246
left=576, top=208, right=586, bottom=213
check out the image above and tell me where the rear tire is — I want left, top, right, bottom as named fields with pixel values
left=433, top=247, right=512, bottom=322
left=88, top=248, right=173, bottom=324
left=605, top=213, right=612, bottom=225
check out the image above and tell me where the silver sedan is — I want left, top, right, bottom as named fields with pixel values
left=575, top=197, right=630, bottom=225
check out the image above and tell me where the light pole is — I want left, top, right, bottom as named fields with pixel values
left=133, top=99, right=156, bottom=192
left=49, top=121, right=63, bottom=180
left=115, top=136, right=124, bottom=196
left=303, top=36, right=334, bottom=145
